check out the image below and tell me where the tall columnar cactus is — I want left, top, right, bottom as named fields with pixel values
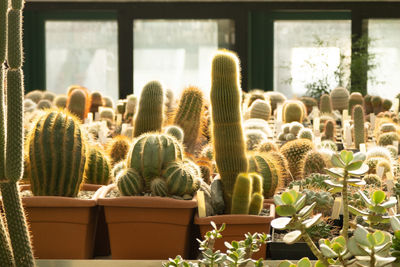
left=319, top=94, right=333, bottom=114
left=27, top=110, right=86, bottom=197
left=89, top=91, right=103, bottom=114
left=134, top=81, right=164, bottom=137
left=53, top=94, right=67, bottom=108
left=248, top=154, right=281, bottom=199
left=124, top=94, right=137, bottom=121
left=173, top=86, right=203, bottom=152
left=371, top=96, right=382, bottom=115
left=364, top=94, right=373, bottom=114
left=348, top=92, right=364, bottom=116
left=210, top=50, right=248, bottom=212
left=282, top=100, right=304, bottom=123
left=66, top=88, right=89, bottom=121
left=248, top=99, right=271, bottom=121
left=353, top=104, right=365, bottom=150
left=0, top=0, right=36, bottom=265
left=127, top=133, right=183, bottom=191
left=330, top=87, right=349, bottom=112
left=107, top=135, right=131, bottom=166
left=322, top=120, right=336, bottom=141
left=84, top=146, right=111, bottom=185
left=280, top=139, right=314, bottom=180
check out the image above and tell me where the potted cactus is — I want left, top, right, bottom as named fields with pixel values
left=98, top=80, right=201, bottom=260
left=194, top=50, right=275, bottom=260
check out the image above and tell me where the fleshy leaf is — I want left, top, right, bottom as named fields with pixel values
left=348, top=164, right=369, bottom=176
left=283, top=230, right=302, bottom=244
left=276, top=205, right=297, bottom=217
left=271, top=217, right=292, bottom=230
left=372, top=191, right=386, bottom=205
left=297, top=257, right=311, bottom=267
left=303, top=214, right=322, bottom=229
left=320, top=244, right=338, bottom=258
left=282, top=192, right=296, bottom=205
left=346, top=160, right=363, bottom=171
left=331, top=153, right=345, bottom=168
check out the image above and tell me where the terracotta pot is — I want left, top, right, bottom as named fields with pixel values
left=194, top=203, right=275, bottom=259
left=8, top=184, right=104, bottom=259
left=98, top=184, right=198, bottom=259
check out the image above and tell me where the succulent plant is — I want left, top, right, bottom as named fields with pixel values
left=265, top=91, right=286, bottom=112
left=164, top=125, right=184, bottom=143
left=289, top=173, right=331, bottom=190
left=134, top=81, right=164, bottom=137
left=303, top=189, right=333, bottom=216
left=103, top=96, right=114, bottom=108
left=231, top=173, right=264, bottom=215
left=364, top=94, right=373, bottom=114
left=300, top=96, right=317, bottom=114
left=66, top=88, right=89, bottom=122
left=366, top=146, right=393, bottom=162
left=112, top=160, right=126, bottom=179
left=301, top=150, right=326, bottom=177
left=330, top=87, right=349, bottom=112
left=256, top=140, right=279, bottom=152
left=378, top=132, right=399, bottom=147
left=283, top=100, right=305, bottom=123
left=150, top=177, right=169, bottom=197
left=89, top=91, right=103, bottom=114
left=321, top=119, right=336, bottom=141
left=379, top=123, right=397, bottom=133
left=297, top=128, right=313, bottom=141
left=99, top=107, right=115, bottom=123
left=25, top=89, right=43, bottom=103
left=37, top=99, right=52, bottom=110
left=319, top=94, right=333, bottom=114
left=54, top=94, right=67, bottom=108
left=248, top=154, right=281, bottom=198
left=124, top=94, right=137, bottom=122
left=363, top=174, right=381, bottom=187
left=371, top=96, right=383, bottom=115
left=116, top=168, right=144, bottom=196
left=320, top=140, right=337, bottom=151
left=382, top=99, right=392, bottom=112
left=84, top=146, right=111, bottom=185
left=280, top=139, right=314, bottom=180
left=348, top=92, right=364, bottom=115
left=245, top=129, right=268, bottom=151
left=210, top=50, right=248, bottom=212
left=353, top=105, right=365, bottom=150
left=163, top=161, right=196, bottom=196
left=24, top=98, right=36, bottom=113
left=42, top=91, right=56, bottom=102
left=248, top=99, right=271, bottom=121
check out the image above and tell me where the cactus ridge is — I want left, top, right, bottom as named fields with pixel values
left=117, top=168, right=144, bottom=196
left=84, top=146, right=111, bottom=185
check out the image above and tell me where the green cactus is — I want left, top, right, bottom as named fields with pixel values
left=301, top=150, right=326, bottom=177
left=250, top=172, right=263, bottom=194
left=297, top=128, right=313, bottom=141
left=364, top=94, right=373, bottom=114
left=319, top=94, right=333, bottom=114
left=163, top=161, right=195, bottom=196
left=353, top=105, right=365, bottom=150
left=210, top=50, right=248, bottom=212
left=27, top=110, right=86, bottom=197
left=378, top=132, right=399, bottom=146
left=256, top=140, right=278, bottom=153
left=89, top=91, right=103, bottom=114
left=150, top=177, right=168, bottom=197
left=116, top=100, right=126, bottom=115
left=124, top=94, right=136, bottom=120
left=321, top=140, right=338, bottom=151
left=376, top=159, right=392, bottom=177
left=84, top=146, right=111, bottom=185
left=116, top=168, right=144, bottom=196
left=42, top=91, right=56, bottom=102
left=371, top=96, right=382, bottom=115
left=382, top=99, right=392, bottom=112
left=164, top=125, right=184, bottom=143
left=24, top=98, right=36, bottom=112
left=363, top=174, right=381, bottom=186
left=37, top=99, right=52, bottom=110
left=248, top=193, right=264, bottom=215
left=231, top=173, right=252, bottom=214
left=66, top=88, right=88, bottom=121
left=280, top=139, right=314, bottom=180
left=264, top=91, right=286, bottom=112
left=299, top=96, right=317, bottom=114
left=127, top=133, right=183, bottom=191
left=245, top=129, right=268, bottom=151
left=266, top=151, right=291, bottom=187
left=103, top=96, right=113, bottom=108
left=283, top=100, right=304, bottom=123
left=134, top=81, right=164, bottom=137
left=246, top=90, right=265, bottom=107
left=322, top=119, right=336, bottom=141
left=348, top=92, right=364, bottom=116
left=380, top=123, right=397, bottom=133
left=173, top=86, right=203, bottom=151
left=330, top=87, right=349, bottom=112
left=112, top=160, right=126, bottom=179
left=107, top=135, right=131, bottom=166
left=248, top=154, right=280, bottom=199
left=99, top=107, right=115, bottom=123
left=25, top=90, right=43, bottom=104
left=248, top=99, right=271, bottom=121
left=0, top=0, right=36, bottom=264
left=53, top=94, right=67, bottom=108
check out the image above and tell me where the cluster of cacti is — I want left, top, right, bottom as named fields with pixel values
left=353, top=104, right=365, bottom=149
left=280, top=138, right=314, bottom=180
left=231, top=173, right=264, bottom=215
left=173, top=86, right=203, bottom=152
left=164, top=125, right=184, bottom=143
left=133, top=81, right=164, bottom=137
left=256, top=140, right=278, bottom=152
left=248, top=99, right=271, bottom=121
left=301, top=150, right=326, bottom=177
left=289, top=173, right=331, bottom=190
left=210, top=50, right=248, bottom=212
left=0, top=0, right=40, bottom=263
left=348, top=92, right=364, bottom=115
left=84, top=146, right=111, bottom=185
left=319, top=94, right=333, bottom=114
left=278, top=122, right=305, bottom=142
left=282, top=100, right=305, bottom=123
left=330, top=87, right=349, bottom=112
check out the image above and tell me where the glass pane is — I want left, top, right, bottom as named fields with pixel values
left=133, top=19, right=234, bottom=97
left=46, top=20, right=118, bottom=101
left=368, top=20, right=400, bottom=99
left=274, top=20, right=351, bottom=98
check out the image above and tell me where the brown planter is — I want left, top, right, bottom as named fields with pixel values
left=194, top=203, right=275, bottom=259
left=6, top=184, right=104, bottom=259
left=98, top=184, right=198, bottom=259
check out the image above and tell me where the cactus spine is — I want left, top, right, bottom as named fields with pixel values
left=353, top=105, right=365, bottom=150
left=280, top=139, right=314, bottom=180
left=27, top=110, right=86, bottom=197
left=134, top=81, right=164, bottom=137
left=210, top=50, right=248, bottom=212
left=84, top=147, right=111, bottom=185
left=0, top=0, right=36, bottom=264
left=173, top=86, right=203, bottom=152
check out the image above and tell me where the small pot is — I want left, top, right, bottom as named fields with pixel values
left=194, top=203, right=275, bottom=259
left=98, top=184, right=197, bottom=259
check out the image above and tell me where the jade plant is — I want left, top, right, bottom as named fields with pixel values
left=278, top=257, right=323, bottom=267
left=163, top=222, right=268, bottom=267
left=323, top=150, right=368, bottom=240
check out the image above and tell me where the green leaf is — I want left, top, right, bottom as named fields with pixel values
left=353, top=152, right=366, bottom=162
left=271, top=217, right=292, bottom=230
left=314, top=260, right=328, bottom=267
left=278, top=260, right=293, bottom=267
left=282, top=192, right=296, bottom=205
left=283, top=230, right=302, bottom=244
left=320, top=244, right=338, bottom=258
left=390, top=216, right=400, bottom=232
left=274, top=195, right=285, bottom=206
left=349, top=205, right=369, bottom=216
left=348, top=236, right=368, bottom=256
left=372, top=190, right=386, bottom=205
left=297, top=257, right=311, bottom=267
left=298, top=203, right=316, bottom=218
left=380, top=197, right=397, bottom=208
left=325, top=168, right=345, bottom=179
left=276, top=205, right=297, bottom=217
left=331, top=242, right=344, bottom=254
left=359, top=190, right=372, bottom=206
left=346, top=160, right=363, bottom=171
left=333, top=236, right=346, bottom=247
left=303, top=214, right=322, bottom=229
left=341, top=150, right=353, bottom=164
left=373, top=231, right=385, bottom=246
left=354, top=225, right=371, bottom=247
left=367, top=233, right=375, bottom=246
left=294, top=195, right=307, bottom=211
left=324, top=180, right=343, bottom=188
left=374, top=255, right=396, bottom=267
left=348, top=164, right=369, bottom=176
left=331, top=153, right=345, bottom=168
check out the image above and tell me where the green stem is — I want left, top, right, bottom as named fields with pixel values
left=370, top=248, right=375, bottom=267
left=0, top=182, right=35, bottom=267
left=0, top=211, right=14, bottom=266
left=301, top=225, right=329, bottom=266
left=342, top=170, right=349, bottom=241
